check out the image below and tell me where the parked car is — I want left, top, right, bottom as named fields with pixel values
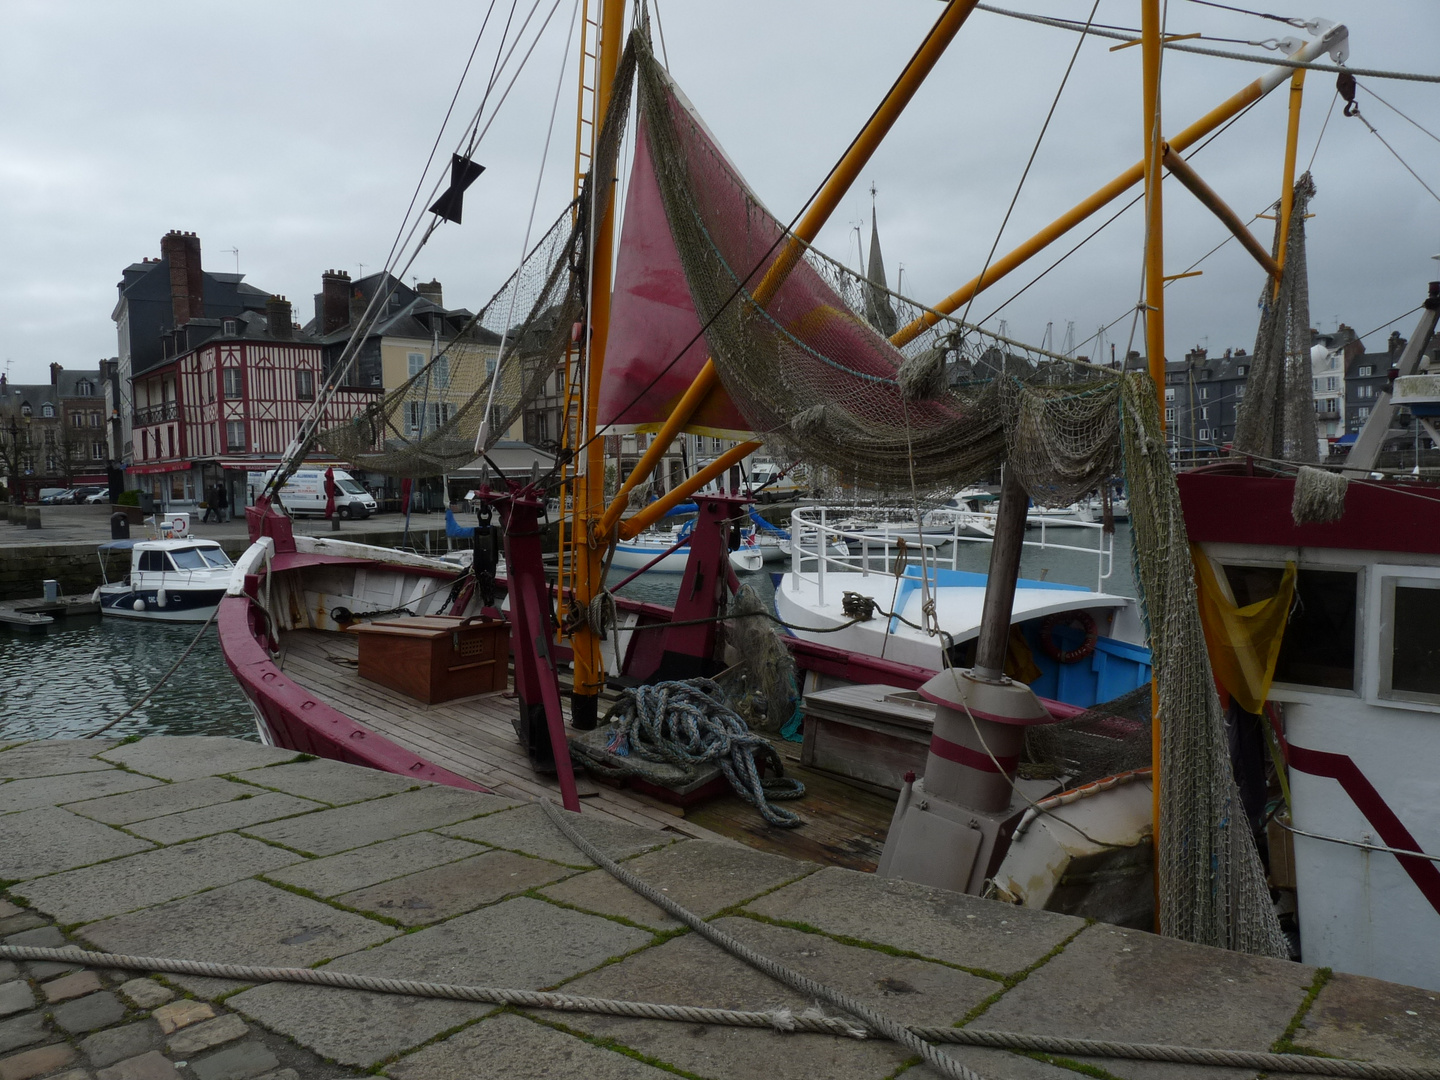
left=40, top=489, right=75, bottom=505
left=70, top=486, right=104, bottom=504
left=84, top=488, right=110, bottom=504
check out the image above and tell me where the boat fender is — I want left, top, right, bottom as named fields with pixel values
left=157, top=589, right=167, bottom=608
left=132, top=598, right=146, bottom=612
left=1038, top=610, right=1098, bottom=664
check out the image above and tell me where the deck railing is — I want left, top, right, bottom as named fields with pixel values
left=788, top=503, right=1115, bottom=606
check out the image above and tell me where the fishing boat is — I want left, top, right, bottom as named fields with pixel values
left=95, top=538, right=234, bottom=622
left=212, top=0, right=1440, bottom=992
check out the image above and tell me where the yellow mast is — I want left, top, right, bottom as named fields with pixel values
left=1273, top=69, right=1307, bottom=298
left=569, top=0, right=627, bottom=730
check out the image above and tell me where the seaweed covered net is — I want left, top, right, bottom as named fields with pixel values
left=314, top=40, right=640, bottom=477
left=630, top=29, right=1285, bottom=957
left=1231, top=173, right=1319, bottom=464
left=1023, top=684, right=1155, bottom=786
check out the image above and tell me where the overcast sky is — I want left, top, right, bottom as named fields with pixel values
left=3, top=0, right=1437, bottom=388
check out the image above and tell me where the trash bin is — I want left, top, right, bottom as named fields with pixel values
left=111, top=512, right=130, bottom=540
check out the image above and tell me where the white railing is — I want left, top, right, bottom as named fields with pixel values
left=788, top=504, right=1116, bottom=605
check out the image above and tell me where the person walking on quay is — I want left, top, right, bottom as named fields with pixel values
left=214, top=480, right=229, bottom=523
left=201, top=484, right=218, bottom=524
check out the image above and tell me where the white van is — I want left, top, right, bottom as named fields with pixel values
left=248, top=468, right=377, bottom=519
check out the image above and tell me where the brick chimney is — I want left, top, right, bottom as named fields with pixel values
left=160, top=230, right=204, bottom=325
left=49, top=362, right=62, bottom=387
left=416, top=279, right=443, bottom=308
left=267, top=296, right=294, bottom=340
left=321, top=270, right=351, bottom=334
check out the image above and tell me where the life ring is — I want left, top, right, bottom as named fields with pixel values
left=1039, top=610, right=1098, bottom=664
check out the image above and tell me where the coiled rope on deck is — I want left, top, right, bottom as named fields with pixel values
left=1, top=944, right=1436, bottom=1080
left=570, top=679, right=805, bottom=827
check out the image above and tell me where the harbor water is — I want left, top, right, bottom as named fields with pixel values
left=1, top=524, right=1134, bottom=743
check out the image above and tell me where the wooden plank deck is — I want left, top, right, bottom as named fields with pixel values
left=278, top=629, right=894, bottom=870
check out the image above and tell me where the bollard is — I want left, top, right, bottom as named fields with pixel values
left=25, top=507, right=41, bottom=530
left=331, top=516, right=340, bottom=532
left=5, top=504, right=20, bottom=525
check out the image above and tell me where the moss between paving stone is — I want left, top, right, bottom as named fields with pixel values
left=1271, top=966, right=1336, bottom=1058
left=954, top=922, right=1093, bottom=1028
left=516, top=1013, right=707, bottom=1080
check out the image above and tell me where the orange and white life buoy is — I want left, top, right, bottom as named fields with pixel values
left=1038, top=610, right=1098, bottom=664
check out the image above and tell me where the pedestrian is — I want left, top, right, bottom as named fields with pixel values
left=201, top=483, right=218, bottom=524
left=214, top=481, right=229, bottom=523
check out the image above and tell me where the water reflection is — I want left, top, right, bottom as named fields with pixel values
left=0, top=616, right=256, bottom=742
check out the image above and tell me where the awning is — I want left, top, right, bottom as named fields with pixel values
left=128, top=462, right=194, bottom=476
left=1335, top=432, right=1358, bottom=445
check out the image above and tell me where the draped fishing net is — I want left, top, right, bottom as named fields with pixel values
left=1232, top=174, right=1318, bottom=464
left=630, top=30, right=1285, bottom=956
left=314, top=41, right=640, bottom=477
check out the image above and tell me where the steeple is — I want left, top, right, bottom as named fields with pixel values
left=862, top=184, right=898, bottom=337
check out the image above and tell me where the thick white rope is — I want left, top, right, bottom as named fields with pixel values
left=3, top=943, right=1436, bottom=1079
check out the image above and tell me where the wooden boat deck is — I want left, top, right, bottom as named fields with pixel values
left=277, top=629, right=895, bottom=870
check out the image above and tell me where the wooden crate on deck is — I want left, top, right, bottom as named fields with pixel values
left=357, top=615, right=508, bottom=704
left=801, top=684, right=935, bottom=795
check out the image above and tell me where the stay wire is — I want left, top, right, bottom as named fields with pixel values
left=959, top=0, right=1102, bottom=330
left=1184, top=0, right=1298, bottom=26
left=1347, top=105, right=1440, bottom=207
left=1360, top=82, right=1440, bottom=147
left=1305, top=88, right=1339, bottom=174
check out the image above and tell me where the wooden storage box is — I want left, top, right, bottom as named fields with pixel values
left=801, top=684, right=935, bottom=794
left=357, top=615, right=509, bottom=704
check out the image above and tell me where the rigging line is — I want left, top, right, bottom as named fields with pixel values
left=1349, top=109, right=1440, bottom=208
left=1359, top=82, right=1440, bottom=148
left=478, top=0, right=582, bottom=449
left=978, top=96, right=1261, bottom=340
left=1183, top=0, right=1298, bottom=27
left=468, top=0, right=523, bottom=158
left=651, top=0, right=670, bottom=70
left=958, top=0, right=1103, bottom=330
left=1305, top=88, right=1339, bottom=174
left=381, top=0, right=500, bottom=278
left=558, top=3, right=989, bottom=470
left=975, top=4, right=1440, bottom=84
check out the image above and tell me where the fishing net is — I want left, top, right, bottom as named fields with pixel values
left=1231, top=174, right=1318, bottom=464
left=314, top=41, right=640, bottom=477
left=629, top=29, right=1285, bottom=956
left=1022, top=683, right=1154, bottom=786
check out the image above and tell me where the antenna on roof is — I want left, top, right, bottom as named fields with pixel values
left=226, top=247, right=239, bottom=274
left=357, top=262, right=367, bottom=278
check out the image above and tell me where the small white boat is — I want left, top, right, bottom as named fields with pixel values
left=93, top=538, right=234, bottom=623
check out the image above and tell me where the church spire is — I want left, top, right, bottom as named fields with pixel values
left=863, top=184, right=899, bottom=337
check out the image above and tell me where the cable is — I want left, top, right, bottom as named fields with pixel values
left=1305, top=89, right=1339, bottom=174
left=1360, top=82, right=1440, bottom=147
left=959, top=0, right=1102, bottom=330
left=83, top=606, right=220, bottom=739
left=975, top=4, right=1440, bottom=84
left=1345, top=105, right=1440, bottom=207
left=1184, top=0, right=1299, bottom=26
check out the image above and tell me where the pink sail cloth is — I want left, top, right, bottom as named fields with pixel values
left=599, top=120, right=751, bottom=438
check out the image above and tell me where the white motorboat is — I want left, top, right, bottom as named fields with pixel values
left=93, top=538, right=234, bottom=623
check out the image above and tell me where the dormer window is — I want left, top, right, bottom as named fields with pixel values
left=1237, top=365, right=1247, bottom=376
left=20, top=403, right=31, bottom=417
left=76, top=380, right=93, bottom=396
left=41, top=403, right=55, bottom=418
left=224, top=319, right=237, bottom=336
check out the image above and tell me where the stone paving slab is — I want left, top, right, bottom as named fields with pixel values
left=237, top=759, right=426, bottom=806
left=98, top=737, right=296, bottom=782
left=439, top=802, right=678, bottom=867
left=0, top=807, right=154, bottom=881
left=387, top=1011, right=675, bottom=1079
left=0, top=740, right=117, bottom=780
left=745, top=865, right=1085, bottom=977
left=1295, top=971, right=1440, bottom=1068
left=266, top=833, right=482, bottom=898
left=125, top=791, right=325, bottom=846
left=0, top=771, right=160, bottom=816
left=244, top=786, right=516, bottom=857
left=228, top=896, right=651, bottom=1068
left=19, top=833, right=305, bottom=926
left=82, top=879, right=396, bottom=999
left=334, top=849, right=574, bottom=927
left=81, top=1021, right=162, bottom=1068
left=530, top=929, right=910, bottom=1080
left=68, top=777, right=288, bottom=827
left=540, top=840, right=812, bottom=930
left=980, top=923, right=1316, bottom=1080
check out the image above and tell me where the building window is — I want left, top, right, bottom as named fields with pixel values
left=1358, top=365, right=1374, bottom=376
left=1164, top=387, right=1176, bottom=401
left=167, top=427, right=175, bottom=457
left=1237, top=365, right=1247, bottom=376
left=408, top=352, right=426, bottom=379
left=76, top=380, right=93, bottom=396
left=1359, top=384, right=1375, bottom=399
left=1312, top=378, right=1319, bottom=391
left=91, top=442, right=105, bottom=460
left=405, top=401, right=453, bottom=434
left=226, top=420, right=246, bottom=452
left=1198, top=427, right=1210, bottom=441
left=1235, top=385, right=1245, bottom=400
left=223, top=319, right=237, bottom=336
left=20, top=403, right=30, bottom=416
left=296, top=369, right=315, bottom=401
left=1326, top=376, right=1337, bottom=391
left=1164, top=407, right=1175, bottom=423
left=1356, top=406, right=1371, bottom=421
left=90, top=411, right=101, bottom=427
left=41, top=403, right=54, bottom=418
left=1200, top=387, right=1209, bottom=400
left=223, top=367, right=243, bottom=399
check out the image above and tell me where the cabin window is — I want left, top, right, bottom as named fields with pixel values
left=1225, top=564, right=1359, bottom=691
left=295, top=369, right=315, bottom=401
left=1379, top=577, right=1440, bottom=704
left=138, top=550, right=170, bottom=573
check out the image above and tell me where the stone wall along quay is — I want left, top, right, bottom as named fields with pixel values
left=2, top=736, right=1438, bottom=1080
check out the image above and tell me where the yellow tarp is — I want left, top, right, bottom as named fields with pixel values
left=1191, top=546, right=1296, bottom=714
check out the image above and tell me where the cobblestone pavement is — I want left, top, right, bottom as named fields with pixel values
left=2, top=737, right=1437, bottom=1080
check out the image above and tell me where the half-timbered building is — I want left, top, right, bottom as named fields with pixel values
left=130, top=296, right=382, bottom=512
